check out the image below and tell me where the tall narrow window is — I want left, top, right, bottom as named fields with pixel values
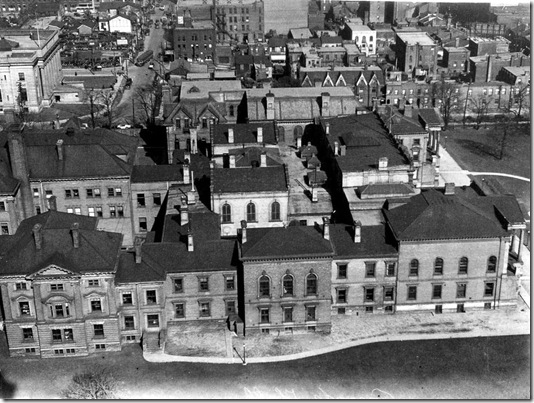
left=306, top=306, right=316, bottom=321
left=306, top=273, right=317, bottom=295
left=222, top=203, right=232, bottom=223
left=365, top=287, right=375, bottom=302
left=459, top=257, right=468, bottom=274
left=260, top=308, right=269, bottom=323
left=283, top=307, right=293, bottom=322
left=246, top=202, right=256, bottom=222
left=337, top=288, right=347, bottom=303
left=432, top=284, right=442, bottom=299
left=408, top=285, right=417, bottom=300
left=271, top=201, right=280, bottom=221
left=409, top=259, right=419, bottom=276
left=259, top=275, right=270, bottom=297
left=282, top=274, right=293, bottom=296
left=434, top=258, right=443, bottom=275
left=484, top=282, right=495, bottom=297
left=456, top=283, right=467, bottom=298
left=487, top=256, right=497, bottom=273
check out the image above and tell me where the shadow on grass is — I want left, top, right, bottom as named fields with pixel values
left=455, top=138, right=501, bottom=160
left=0, top=371, right=17, bottom=399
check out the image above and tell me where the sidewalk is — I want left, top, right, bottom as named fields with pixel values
left=438, top=146, right=471, bottom=186
left=144, top=301, right=530, bottom=364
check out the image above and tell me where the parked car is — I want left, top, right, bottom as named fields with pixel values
left=116, top=124, right=132, bottom=129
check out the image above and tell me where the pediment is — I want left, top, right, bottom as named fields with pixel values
left=28, top=264, right=79, bottom=280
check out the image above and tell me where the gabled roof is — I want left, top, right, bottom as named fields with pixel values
left=329, top=224, right=398, bottom=258
left=240, top=225, right=334, bottom=261
left=383, top=188, right=522, bottom=241
left=228, top=147, right=281, bottom=168
left=212, top=123, right=276, bottom=145
left=417, top=107, right=443, bottom=128
left=212, top=165, right=288, bottom=193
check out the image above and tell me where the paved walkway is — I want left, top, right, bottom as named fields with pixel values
left=438, top=147, right=471, bottom=186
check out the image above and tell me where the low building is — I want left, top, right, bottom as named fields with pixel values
left=341, top=22, right=377, bottom=56
left=173, top=20, right=216, bottom=62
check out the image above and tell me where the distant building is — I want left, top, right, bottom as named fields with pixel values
left=341, top=22, right=376, bottom=56
left=213, top=0, right=264, bottom=44
left=395, top=30, right=438, bottom=78
left=173, top=20, right=216, bottom=62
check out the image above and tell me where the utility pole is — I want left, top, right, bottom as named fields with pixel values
left=132, top=98, right=135, bottom=126
left=462, top=80, right=471, bottom=126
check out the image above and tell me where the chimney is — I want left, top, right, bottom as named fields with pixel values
left=431, top=154, right=439, bottom=167
left=134, top=237, right=145, bottom=264
left=340, top=145, right=346, bottom=156
left=240, top=220, right=247, bottom=243
left=32, top=223, right=42, bottom=250
left=190, top=128, right=198, bottom=154
left=48, top=195, right=57, bottom=211
left=455, top=37, right=460, bottom=48
left=353, top=220, right=361, bottom=243
left=71, top=222, right=80, bottom=248
left=378, top=157, right=388, bottom=170
left=180, top=197, right=189, bottom=225
left=257, top=127, right=263, bottom=143
left=404, top=104, right=413, bottom=118
left=229, top=154, right=236, bottom=168
left=444, top=182, right=455, bottom=195
left=184, top=151, right=191, bottom=164
left=322, top=217, right=330, bottom=240
left=183, top=164, right=190, bottom=184
left=56, top=139, right=64, bottom=161
left=486, top=54, right=492, bottom=82
left=321, top=92, right=330, bottom=116
left=167, top=131, right=175, bottom=164
left=187, top=228, right=194, bottom=252
left=334, top=141, right=339, bottom=156
left=228, top=127, right=234, bottom=143
left=408, top=170, right=414, bottom=184
left=296, top=136, right=302, bottom=148
left=260, top=152, right=267, bottom=167
left=311, top=185, right=318, bottom=203
left=325, top=122, right=330, bottom=135
left=266, top=91, right=275, bottom=120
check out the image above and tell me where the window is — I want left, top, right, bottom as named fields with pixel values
left=153, top=193, right=161, bottom=206
left=457, top=303, right=465, bottom=313
left=306, top=306, right=316, bottom=321
left=384, top=286, right=394, bottom=301
left=229, top=105, right=235, bottom=117
left=487, top=256, right=497, bottom=273
left=226, top=300, right=236, bottom=315
left=0, top=201, right=5, bottom=211
left=90, top=299, right=102, bottom=312
left=222, top=203, right=232, bottom=223
left=259, top=275, right=270, bottom=297
left=52, top=329, right=62, bottom=342
left=173, top=278, right=183, bottom=293
left=484, top=302, right=492, bottom=310
left=23, top=328, right=34, bottom=341
left=115, top=187, right=122, bottom=197
left=337, top=264, right=347, bottom=279
left=74, top=207, right=81, bottom=215
left=64, top=328, right=73, bottom=342
left=19, top=301, right=31, bottom=316
left=246, top=202, right=256, bottom=222
left=366, top=306, right=374, bottom=313
left=137, top=193, right=146, bottom=207
left=435, top=305, right=442, bottom=314
left=147, top=314, right=160, bottom=327
left=432, top=284, right=442, bottom=299
left=139, top=217, right=147, bottom=232
left=65, top=189, right=72, bottom=198
left=18, top=72, right=25, bottom=81
left=385, top=305, right=394, bottom=313
left=86, top=188, right=101, bottom=198
left=260, top=308, right=270, bottom=323
left=122, top=292, right=133, bottom=305
left=458, top=257, right=468, bottom=274
left=118, top=206, right=124, bottom=217
left=124, top=315, right=135, bottom=330
left=456, top=283, right=466, bottom=299
left=407, top=285, right=417, bottom=300
left=146, top=290, right=157, bottom=304
left=110, top=206, right=116, bottom=217
left=199, top=302, right=210, bottom=317
left=337, top=288, right=347, bottom=303
left=96, top=207, right=103, bottom=217
left=107, top=188, right=115, bottom=197
left=15, top=282, right=28, bottom=290
left=386, top=262, right=396, bottom=277
left=434, top=258, right=443, bottom=275
left=365, top=262, right=376, bottom=278
left=365, top=287, right=375, bottom=302
left=95, top=344, right=106, bottom=350
left=175, top=303, right=185, bottom=318
left=50, top=283, right=64, bottom=291
left=88, top=207, right=96, bottom=217
left=282, top=274, right=293, bottom=296
left=25, top=348, right=36, bottom=354
left=409, top=259, right=419, bottom=276
left=225, top=276, right=235, bottom=291
left=1, top=223, right=8, bottom=235
left=484, top=282, right=495, bottom=297
left=271, top=201, right=280, bottom=221
left=283, top=307, right=293, bottom=322
left=306, top=273, right=317, bottom=295
left=199, top=277, right=209, bottom=292
left=87, top=279, right=99, bottom=287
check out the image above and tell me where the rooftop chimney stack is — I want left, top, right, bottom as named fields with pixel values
left=322, top=217, right=330, bottom=240
left=260, top=152, right=267, bottom=167
left=187, top=228, right=194, bottom=252
left=71, top=222, right=80, bottom=248
left=134, top=237, right=145, bottom=264
left=257, top=127, right=263, bottom=143
left=190, top=128, right=198, bottom=154
left=353, top=220, right=361, bottom=243
left=444, top=182, right=455, bottom=195
left=266, top=92, right=275, bottom=120
left=32, top=223, right=42, bottom=250
left=455, top=37, right=460, bottom=48
left=184, top=151, right=191, bottom=164
left=56, top=139, right=64, bottom=161
left=312, top=185, right=318, bottom=203
left=241, top=220, right=247, bottom=243
left=334, top=141, right=339, bottom=156
left=228, top=127, right=234, bottom=144
left=229, top=154, right=236, bottom=168
left=325, top=122, right=330, bottom=135
left=48, top=195, right=57, bottom=211
left=340, top=145, right=346, bottom=156
left=183, top=164, right=190, bottom=184
left=378, top=157, right=388, bottom=170
left=180, top=196, right=189, bottom=225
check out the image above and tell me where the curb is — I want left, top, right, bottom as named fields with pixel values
left=142, top=328, right=531, bottom=365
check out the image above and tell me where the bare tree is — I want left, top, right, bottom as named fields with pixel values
left=62, top=367, right=117, bottom=399
left=134, top=82, right=162, bottom=128
left=16, top=82, right=28, bottom=122
left=509, top=85, right=530, bottom=119
left=432, top=77, right=461, bottom=130
left=469, top=95, right=492, bottom=127
left=97, top=90, right=115, bottom=128
left=84, top=89, right=99, bottom=129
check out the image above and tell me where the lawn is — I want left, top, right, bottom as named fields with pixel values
left=441, top=123, right=531, bottom=214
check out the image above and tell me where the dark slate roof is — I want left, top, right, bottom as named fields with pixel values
left=0, top=221, right=121, bottom=276
left=162, top=204, right=221, bottom=243
left=63, top=75, right=117, bottom=90
left=131, top=165, right=184, bottom=183
left=20, top=127, right=138, bottom=148
left=359, top=183, right=415, bottom=197
left=383, top=188, right=521, bottom=241
left=212, top=123, right=276, bottom=145
left=14, top=211, right=97, bottom=235
left=172, top=150, right=212, bottom=179
left=324, top=114, right=409, bottom=172
left=164, top=99, right=228, bottom=126
left=300, top=142, right=318, bottom=159
left=329, top=224, right=398, bottom=258
left=228, top=147, right=281, bottom=167
left=0, top=38, right=13, bottom=51
left=321, top=36, right=343, bottom=45
left=300, top=67, right=384, bottom=88
left=0, top=131, right=19, bottom=195
left=417, top=108, right=443, bottom=127
left=115, top=240, right=237, bottom=284
left=240, top=226, right=334, bottom=261
left=211, top=165, right=288, bottom=193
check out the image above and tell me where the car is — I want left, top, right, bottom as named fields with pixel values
left=116, top=124, right=132, bottom=129
left=148, top=63, right=154, bottom=69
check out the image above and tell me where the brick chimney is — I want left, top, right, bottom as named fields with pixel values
left=260, top=151, right=267, bottom=167
left=266, top=91, right=275, bottom=120
left=183, top=164, right=190, bottom=184
left=340, top=145, right=346, bottom=156
left=455, top=37, right=460, bottom=48
left=190, top=128, right=198, bottom=154
left=312, top=185, right=318, bottom=203
left=71, top=222, right=80, bottom=248
left=32, top=223, right=42, bottom=250
left=56, top=139, right=64, bottom=161
left=257, top=127, right=263, bottom=143
left=48, top=195, right=57, bottom=211
left=229, top=154, right=236, bottom=168
left=353, top=220, right=361, bottom=243
left=180, top=196, right=189, bottom=225
left=325, top=122, right=330, bottom=135
left=187, top=228, right=194, bottom=252
left=444, top=182, right=455, bottom=195
left=322, top=217, right=330, bottom=240
left=241, top=220, right=247, bottom=243
left=132, top=237, right=144, bottom=264
left=378, top=157, right=388, bottom=170
left=334, top=141, right=339, bottom=156
left=228, top=127, right=234, bottom=143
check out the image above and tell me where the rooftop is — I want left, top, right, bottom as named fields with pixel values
left=212, top=122, right=277, bottom=145
left=180, top=80, right=243, bottom=100
left=329, top=224, right=397, bottom=259
left=211, top=165, right=288, bottom=193
left=396, top=31, right=436, bottom=46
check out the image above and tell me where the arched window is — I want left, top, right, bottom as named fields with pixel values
left=459, top=257, right=468, bottom=274
left=246, top=202, right=256, bottom=222
left=222, top=203, right=231, bottom=223
left=271, top=201, right=280, bottom=221
left=409, top=55, right=413, bottom=63
left=259, top=275, right=270, bottom=297
left=306, top=273, right=317, bottom=295
left=487, top=256, right=497, bottom=273
left=434, top=258, right=443, bottom=275
left=369, top=35, right=373, bottom=42
left=282, top=274, right=294, bottom=296
left=409, top=259, right=419, bottom=276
